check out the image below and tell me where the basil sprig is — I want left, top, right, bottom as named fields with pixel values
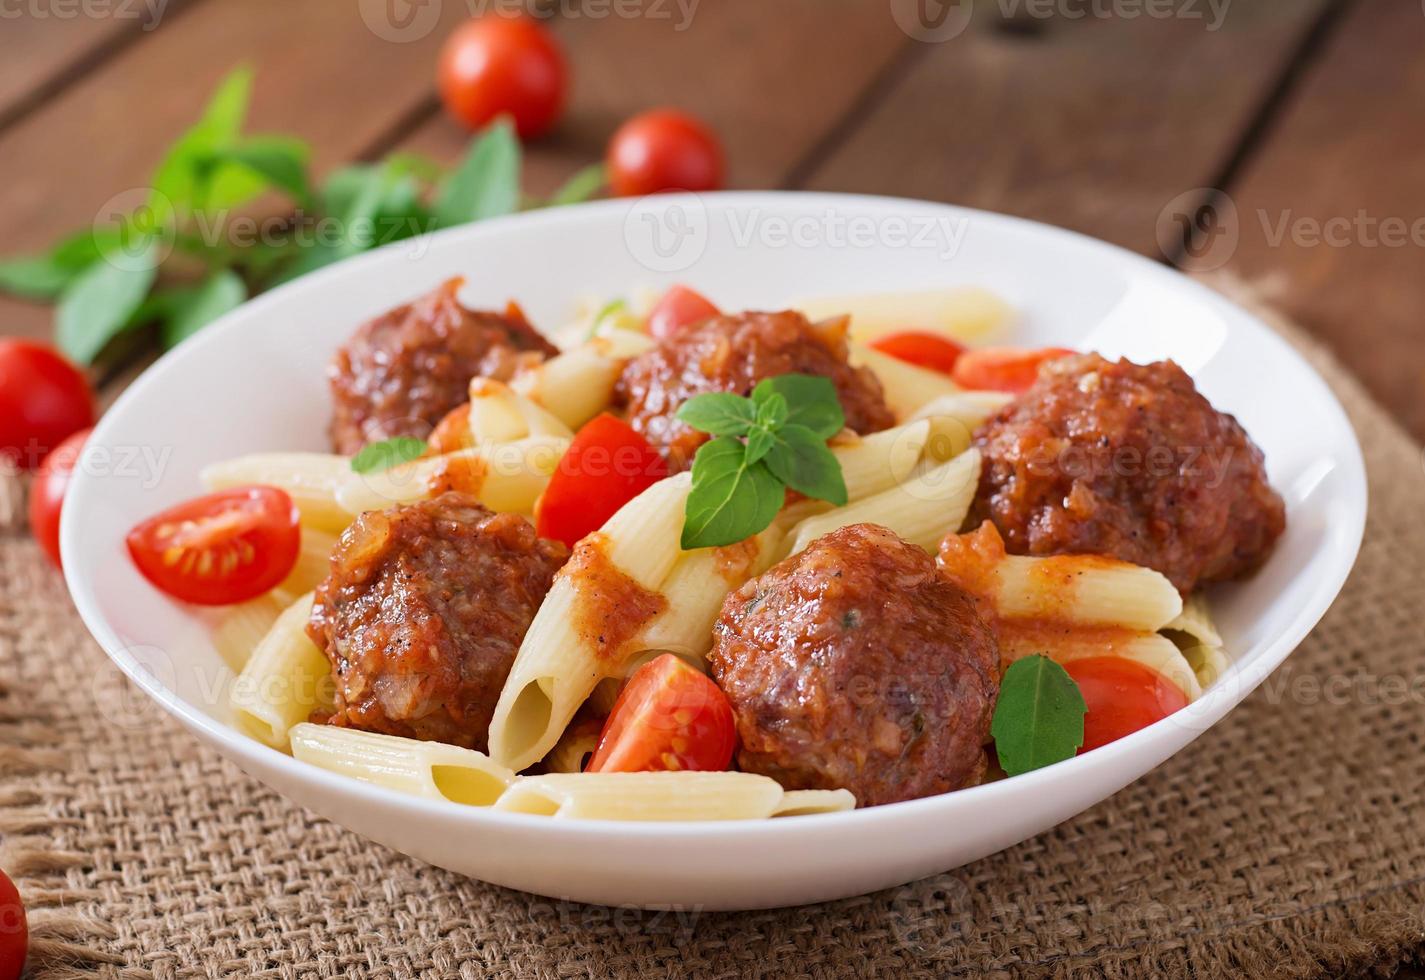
left=990, top=655, right=1087, bottom=776
left=677, top=374, right=848, bottom=550
left=350, top=437, right=428, bottom=474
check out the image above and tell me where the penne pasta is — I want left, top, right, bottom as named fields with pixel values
left=210, top=590, right=294, bottom=674
left=772, top=789, right=858, bottom=817
left=201, top=452, right=353, bottom=534
left=994, top=554, right=1183, bottom=632
left=289, top=723, right=515, bottom=805
left=467, top=378, right=575, bottom=442
left=777, top=420, right=939, bottom=529
left=1181, top=642, right=1230, bottom=691
left=793, top=287, right=1013, bottom=345
left=1164, top=593, right=1224, bottom=650
left=543, top=720, right=603, bottom=775
left=910, top=391, right=1015, bottom=459
left=277, top=527, right=338, bottom=597
left=851, top=343, right=964, bottom=421
left=492, top=771, right=787, bottom=821
left=785, top=450, right=982, bottom=558
left=228, top=593, right=334, bottom=749
left=510, top=329, right=653, bottom=430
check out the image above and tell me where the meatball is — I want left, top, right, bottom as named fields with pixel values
left=307, top=492, right=567, bottom=750
left=615, top=310, right=895, bottom=470
left=327, top=278, right=559, bottom=454
left=972, top=353, right=1285, bottom=594
left=708, top=524, right=999, bottom=807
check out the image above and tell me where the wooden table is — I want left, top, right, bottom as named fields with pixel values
left=2, top=0, right=1422, bottom=439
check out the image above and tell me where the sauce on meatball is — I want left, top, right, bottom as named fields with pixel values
left=307, top=492, right=568, bottom=751
left=708, top=523, right=999, bottom=807
left=972, top=353, right=1285, bottom=593
left=327, top=278, right=558, bottom=454
left=615, top=310, right=895, bottom=470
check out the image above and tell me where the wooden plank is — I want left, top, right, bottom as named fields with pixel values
left=1219, top=0, right=1425, bottom=441
left=0, top=0, right=469, bottom=340
left=798, top=1, right=1328, bottom=257
left=399, top=0, right=912, bottom=195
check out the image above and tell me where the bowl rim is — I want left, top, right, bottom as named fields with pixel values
left=62, top=190, right=1369, bottom=842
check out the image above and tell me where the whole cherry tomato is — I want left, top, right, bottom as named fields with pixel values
left=535, top=413, right=668, bottom=549
left=606, top=109, right=725, bottom=197
left=0, top=340, right=94, bottom=470
left=868, top=330, right=967, bottom=376
left=951, top=346, right=1076, bottom=393
left=126, top=486, right=301, bottom=605
left=0, top=867, right=27, bottom=980
left=438, top=16, right=567, bottom=140
left=587, top=654, right=737, bottom=773
left=646, top=285, right=720, bottom=339
left=1064, top=656, right=1189, bottom=753
left=28, top=427, right=91, bottom=570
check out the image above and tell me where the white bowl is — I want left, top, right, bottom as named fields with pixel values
left=62, top=192, right=1366, bottom=910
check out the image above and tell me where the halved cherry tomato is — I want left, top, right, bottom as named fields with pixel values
left=646, top=284, right=720, bottom=339
left=126, top=486, right=301, bottom=606
left=437, top=16, right=567, bottom=140
left=0, top=868, right=25, bottom=980
left=867, top=330, right=966, bottom=375
left=28, top=427, right=91, bottom=570
left=0, top=339, right=94, bottom=470
left=535, top=413, right=668, bottom=549
left=951, top=346, right=1076, bottom=393
left=1064, top=656, right=1189, bottom=753
left=587, top=654, right=736, bottom=773
left=606, top=109, right=725, bottom=197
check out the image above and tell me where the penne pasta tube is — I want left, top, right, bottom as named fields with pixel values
left=995, top=554, right=1183, bottom=632
left=488, top=474, right=692, bottom=772
left=201, top=452, right=353, bottom=534
left=1181, top=642, right=1230, bottom=691
left=794, top=287, right=1013, bottom=345
left=335, top=436, right=569, bottom=517
left=1164, top=593, right=1223, bottom=650
left=289, top=723, right=515, bottom=805
left=543, top=719, right=604, bottom=775
left=772, top=789, right=858, bottom=817
left=851, top=343, right=963, bottom=421
left=277, top=527, right=338, bottom=597
left=228, top=593, right=334, bottom=750
left=1000, top=627, right=1203, bottom=703
left=785, top=450, right=982, bottom=557
left=467, top=378, right=575, bottom=441
left=210, top=590, right=294, bottom=674
left=492, top=772, right=787, bottom=821
left=911, top=391, right=1015, bottom=459
left=510, top=329, right=652, bottom=430
left=777, top=420, right=938, bottom=529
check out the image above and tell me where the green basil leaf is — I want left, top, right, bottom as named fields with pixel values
left=676, top=392, right=758, bottom=437
left=753, top=374, right=844, bottom=438
left=991, top=655, right=1086, bottom=777
left=350, top=436, right=429, bottom=474
left=681, top=437, right=785, bottom=549
left=433, top=118, right=520, bottom=227
left=55, top=235, right=161, bottom=364
left=744, top=425, right=774, bottom=465
left=764, top=424, right=847, bottom=505
left=149, top=66, right=254, bottom=225
left=0, top=255, right=79, bottom=301
left=272, top=163, right=398, bottom=285
left=548, top=163, right=607, bottom=206
left=217, top=135, right=313, bottom=207
left=755, top=391, right=789, bottom=429
left=158, top=270, right=247, bottom=348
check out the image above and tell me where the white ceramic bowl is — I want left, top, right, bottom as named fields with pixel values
left=62, top=193, right=1366, bottom=910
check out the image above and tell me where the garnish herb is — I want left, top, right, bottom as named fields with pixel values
left=350, top=437, right=428, bottom=475
left=990, top=655, right=1087, bottom=776
left=677, top=374, right=848, bottom=549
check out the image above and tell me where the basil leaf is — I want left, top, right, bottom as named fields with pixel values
left=991, top=655, right=1086, bottom=777
left=433, top=118, right=520, bottom=227
left=764, top=424, right=848, bottom=505
left=744, top=426, right=774, bottom=465
left=0, top=255, right=79, bottom=301
left=681, top=437, right=785, bottom=549
left=158, top=270, right=247, bottom=348
left=676, top=392, right=758, bottom=437
left=350, top=436, right=429, bottom=474
left=755, top=391, right=789, bottom=429
left=272, top=162, right=398, bottom=285
left=753, top=374, right=844, bottom=438
left=56, top=235, right=161, bottom=364
left=149, top=66, right=254, bottom=225
left=217, top=135, right=313, bottom=207
left=548, top=163, right=607, bottom=206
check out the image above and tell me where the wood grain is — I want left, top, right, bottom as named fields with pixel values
left=1219, top=0, right=1425, bottom=441
left=798, top=1, right=1329, bottom=257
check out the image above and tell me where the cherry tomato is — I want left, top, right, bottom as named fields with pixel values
left=951, top=346, right=1076, bottom=393
left=535, top=413, right=668, bottom=549
left=606, top=109, right=724, bottom=197
left=438, top=16, right=567, bottom=140
left=646, top=285, right=720, bottom=339
left=1064, top=656, right=1189, bottom=753
left=587, top=654, right=736, bottom=773
left=0, top=868, right=26, bottom=980
left=0, top=339, right=94, bottom=470
left=868, top=330, right=967, bottom=376
left=126, top=486, right=301, bottom=606
left=28, top=427, right=91, bottom=571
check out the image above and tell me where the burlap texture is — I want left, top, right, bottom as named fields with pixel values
left=2, top=282, right=1423, bottom=979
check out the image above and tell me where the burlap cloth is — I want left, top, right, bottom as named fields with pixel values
left=2, top=278, right=1422, bottom=980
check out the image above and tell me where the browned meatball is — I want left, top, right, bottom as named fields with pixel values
left=615, top=310, right=895, bottom=470
left=708, top=524, right=999, bottom=807
left=327, top=278, right=559, bottom=454
left=972, top=353, right=1286, bottom=594
left=307, top=492, right=567, bottom=750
